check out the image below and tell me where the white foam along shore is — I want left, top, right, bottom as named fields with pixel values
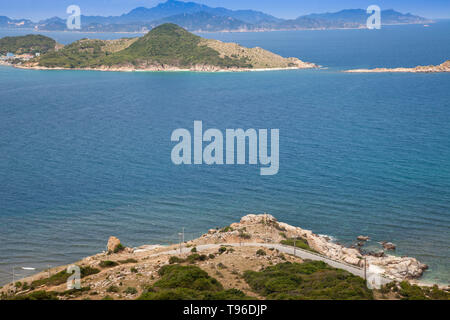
left=13, top=63, right=318, bottom=73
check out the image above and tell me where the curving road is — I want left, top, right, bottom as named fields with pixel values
left=137, top=242, right=391, bottom=288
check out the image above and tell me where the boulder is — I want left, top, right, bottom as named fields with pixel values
left=357, top=235, right=370, bottom=241
left=382, top=242, right=396, bottom=250
left=107, top=236, right=121, bottom=252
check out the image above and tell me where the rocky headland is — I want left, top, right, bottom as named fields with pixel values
left=2, top=214, right=445, bottom=301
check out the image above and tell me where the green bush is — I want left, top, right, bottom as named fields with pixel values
left=187, top=254, right=208, bottom=263
left=99, top=260, right=119, bottom=268
left=243, top=261, right=373, bottom=300
left=218, top=247, right=227, bottom=254
left=138, top=264, right=250, bottom=300
left=220, top=226, right=233, bottom=233
left=169, top=256, right=185, bottom=264
left=191, top=247, right=197, bottom=253
left=239, top=231, right=251, bottom=239
left=124, top=287, right=138, bottom=295
left=118, top=258, right=138, bottom=264
left=113, top=243, right=125, bottom=253
left=106, top=285, right=119, bottom=293
left=395, top=281, right=449, bottom=300
left=256, top=249, right=266, bottom=256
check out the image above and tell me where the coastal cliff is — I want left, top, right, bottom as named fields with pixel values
left=2, top=214, right=446, bottom=301
left=345, top=60, right=450, bottom=73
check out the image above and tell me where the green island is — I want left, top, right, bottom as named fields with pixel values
left=0, top=24, right=316, bottom=71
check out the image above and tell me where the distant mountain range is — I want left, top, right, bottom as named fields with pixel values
left=0, top=0, right=433, bottom=33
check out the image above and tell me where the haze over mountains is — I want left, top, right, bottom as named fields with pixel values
left=0, top=0, right=432, bottom=33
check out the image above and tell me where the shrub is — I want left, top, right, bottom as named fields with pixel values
left=219, top=226, right=233, bottom=233
left=187, top=254, right=208, bottom=263
left=106, top=285, right=119, bottom=293
left=169, top=256, right=185, bottom=264
left=113, top=243, right=125, bottom=253
left=130, top=267, right=138, bottom=273
left=239, top=231, right=251, bottom=239
left=217, top=263, right=227, bottom=270
left=99, top=260, right=119, bottom=268
left=191, top=247, right=197, bottom=253
left=102, top=295, right=114, bottom=300
left=124, top=287, right=138, bottom=295
left=118, top=258, right=138, bottom=264
left=218, top=247, right=227, bottom=254
left=12, top=290, right=58, bottom=300
left=256, top=249, right=266, bottom=256
left=208, top=254, right=215, bottom=259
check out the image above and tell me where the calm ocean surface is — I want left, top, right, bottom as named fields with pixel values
left=0, top=22, right=449, bottom=285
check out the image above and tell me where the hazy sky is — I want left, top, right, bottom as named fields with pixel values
left=1, top=0, right=449, bottom=21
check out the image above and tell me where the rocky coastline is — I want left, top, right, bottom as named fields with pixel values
left=345, top=60, right=450, bottom=73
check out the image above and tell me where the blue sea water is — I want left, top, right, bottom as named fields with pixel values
left=0, top=22, right=449, bottom=285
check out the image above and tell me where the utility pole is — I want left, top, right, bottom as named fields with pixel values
left=178, top=233, right=183, bottom=254
left=182, top=227, right=185, bottom=244
left=364, top=257, right=367, bottom=281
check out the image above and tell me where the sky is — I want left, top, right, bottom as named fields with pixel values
left=1, top=0, right=449, bottom=21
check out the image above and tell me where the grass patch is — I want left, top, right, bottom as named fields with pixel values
left=118, top=258, right=138, bottom=264
left=99, top=260, right=119, bottom=268
left=280, top=237, right=318, bottom=253
left=11, top=290, right=59, bottom=300
left=31, top=266, right=100, bottom=287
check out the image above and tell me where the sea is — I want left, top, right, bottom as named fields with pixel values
left=0, top=21, right=449, bottom=285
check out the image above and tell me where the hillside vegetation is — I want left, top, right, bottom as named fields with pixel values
left=0, top=34, right=57, bottom=55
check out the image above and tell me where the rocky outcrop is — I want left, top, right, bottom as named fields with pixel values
left=107, top=236, right=121, bottom=252
left=382, top=242, right=397, bottom=251
left=357, top=235, right=370, bottom=241
left=346, top=60, right=450, bottom=73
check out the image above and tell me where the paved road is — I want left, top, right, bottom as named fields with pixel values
left=139, top=242, right=391, bottom=288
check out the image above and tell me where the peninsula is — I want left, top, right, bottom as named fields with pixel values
left=345, top=60, right=450, bottom=73
left=1, top=214, right=448, bottom=300
left=10, top=24, right=317, bottom=72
